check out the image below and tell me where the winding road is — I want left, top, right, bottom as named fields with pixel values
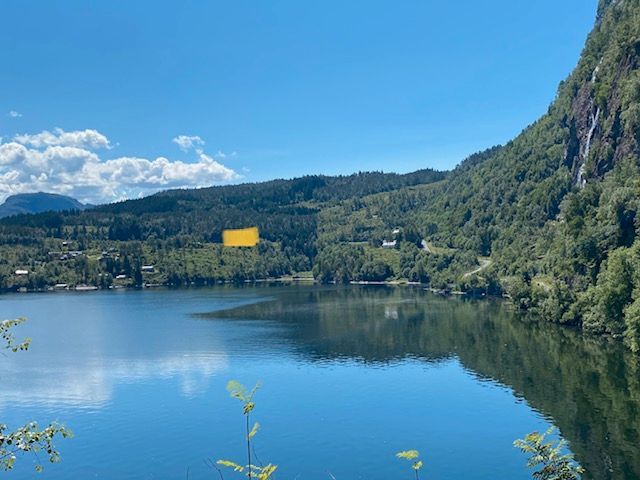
left=462, top=258, right=492, bottom=278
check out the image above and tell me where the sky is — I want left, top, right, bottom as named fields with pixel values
left=0, top=0, right=598, bottom=204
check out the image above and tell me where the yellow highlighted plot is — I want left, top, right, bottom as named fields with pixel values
left=223, top=227, right=260, bottom=247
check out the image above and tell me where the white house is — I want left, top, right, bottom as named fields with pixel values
left=382, top=240, right=397, bottom=248
left=15, top=269, right=29, bottom=275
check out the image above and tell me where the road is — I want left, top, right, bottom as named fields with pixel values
left=462, top=258, right=492, bottom=278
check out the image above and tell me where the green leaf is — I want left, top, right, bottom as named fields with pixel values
left=226, top=380, right=249, bottom=402
left=217, top=460, right=245, bottom=472
left=248, top=422, right=260, bottom=439
left=396, top=450, right=420, bottom=460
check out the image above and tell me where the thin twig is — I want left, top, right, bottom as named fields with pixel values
left=214, top=464, right=225, bottom=480
left=246, top=414, right=252, bottom=478
left=252, top=443, right=264, bottom=468
left=30, top=448, right=42, bottom=471
left=203, top=458, right=225, bottom=480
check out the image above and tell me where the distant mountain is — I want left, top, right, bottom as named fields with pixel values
left=0, top=193, right=90, bottom=218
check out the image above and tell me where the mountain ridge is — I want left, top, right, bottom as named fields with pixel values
left=0, top=192, right=90, bottom=219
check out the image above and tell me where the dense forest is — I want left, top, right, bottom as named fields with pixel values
left=0, top=169, right=450, bottom=290
left=1, top=0, right=640, bottom=352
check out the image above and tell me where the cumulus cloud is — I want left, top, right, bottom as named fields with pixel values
left=7, top=110, right=22, bottom=118
left=14, top=127, right=111, bottom=149
left=173, top=134, right=205, bottom=151
left=0, top=129, right=238, bottom=204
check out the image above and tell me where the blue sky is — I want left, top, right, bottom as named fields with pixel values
left=0, top=0, right=597, bottom=203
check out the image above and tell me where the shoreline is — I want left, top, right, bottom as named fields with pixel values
left=3, top=276, right=481, bottom=296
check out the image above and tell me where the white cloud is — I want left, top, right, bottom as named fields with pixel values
left=216, top=150, right=237, bottom=159
left=14, top=127, right=111, bottom=149
left=7, top=110, right=22, bottom=118
left=0, top=129, right=239, bottom=204
left=173, top=134, right=204, bottom=151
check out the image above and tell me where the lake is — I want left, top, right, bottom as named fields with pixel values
left=1, top=285, right=638, bottom=479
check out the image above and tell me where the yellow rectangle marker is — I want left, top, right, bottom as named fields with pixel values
left=223, top=227, right=260, bottom=247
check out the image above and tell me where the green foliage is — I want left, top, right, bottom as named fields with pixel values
left=216, top=461, right=278, bottom=480
left=390, top=0, right=640, bottom=347
left=218, top=380, right=585, bottom=479
left=1, top=318, right=72, bottom=472
left=396, top=449, right=424, bottom=480
left=0, top=171, right=446, bottom=291
left=1, top=317, right=30, bottom=352
left=583, top=246, right=636, bottom=335
left=623, top=294, right=640, bottom=352
left=514, top=428, right=584, bottom=480
left=0, top=422, right=73, bottom=472
left=226, top=380, right=260, bottom=411
left=219, top=381, right=275, bottom=480
left=508, top=275, right=534, bottom=310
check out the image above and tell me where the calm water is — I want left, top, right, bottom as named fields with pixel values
left=1, top=285, right=638, bottom=479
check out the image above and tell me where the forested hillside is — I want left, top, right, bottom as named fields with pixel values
left=306, top=0, right=640, bottom=350
left=0, top=170, right=447, bottom=290
left=411, top=0, right=640, bottom=351
left=1, top=0, right=639, bottom=351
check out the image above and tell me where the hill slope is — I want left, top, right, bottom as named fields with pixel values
left=401, top=0, right=640, bottom=349
left=0, top=170, right=446, bottom=288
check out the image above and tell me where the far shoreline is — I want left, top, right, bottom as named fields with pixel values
left=1, top=277, right=506, bottom=302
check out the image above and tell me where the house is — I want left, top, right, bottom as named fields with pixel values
left=141, top=265, right=155, bottom=273
left=15, top=269, right=29, bottom=275
left=115, top=274, right=127, bottom=280
left=382, top=240, right=397, bottom=248
left=392, top=228, right=401, bottom=235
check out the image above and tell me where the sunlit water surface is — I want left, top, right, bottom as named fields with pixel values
left=1, top=285, right=638, bottom=479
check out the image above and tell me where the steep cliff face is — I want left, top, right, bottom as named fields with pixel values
left=597, top=0, right=624, bottom=23
left=416, top=0, right=640, bottom=254
left=565, top=0, right=640, bottom=185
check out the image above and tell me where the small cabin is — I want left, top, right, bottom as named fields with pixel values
left=15, top=269, right=29, bottom=275
left=141, top=265, right=155, bottom=273
left=382, top=240, right=397, bottom=248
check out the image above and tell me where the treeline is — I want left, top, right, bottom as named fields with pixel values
left=0, top=170, right=448, bottom=290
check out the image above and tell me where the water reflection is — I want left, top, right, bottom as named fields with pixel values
left=0, top=290, right=234, bottom=410
left=0, top=353, right=227, bottom=409
left=204, top=285, right=640, bottom=480
left=1, top=286, right=638, bottom=479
